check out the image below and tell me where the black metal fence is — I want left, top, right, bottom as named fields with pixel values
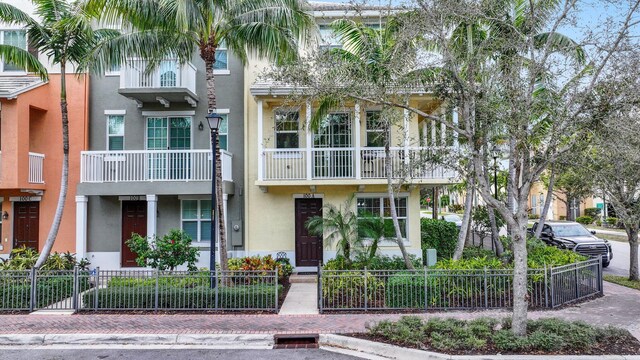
left=318, top=258, right=603, bottom=312
left=0, top=268, right=280, bottom=312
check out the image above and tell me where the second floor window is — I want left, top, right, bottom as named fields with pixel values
left=107, top=115, right=125, bottom=150
left=2, top=30, right=27, bottom=72
left=365, top=111, right=385, bottom=147
left=275, top=111, right=299, bottom=148
left=214, top=40, right=227, bottom=70
left=218, top=114, right=228, bottom=151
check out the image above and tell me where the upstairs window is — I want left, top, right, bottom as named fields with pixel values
left=214, top=40, right=228, bottom=70
left=1, top=30, right=27, bottom=72
left=319, top=25, right=341, bottom=49
left=275, top=111, right=299, bottom=148
left=365, top=111, right=385, bottom=147
left=218, top=114, right=228, bottom=151
left=107, top=115, right=125, bottom=150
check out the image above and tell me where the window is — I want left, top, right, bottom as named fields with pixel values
left=357, top=196, right=408, bottom=239
left=105, top=63, right=120, bottom=76
left=214, top=40, right=228, bottom=70
left=1, top=30, right=27, bottom=72
left=319, top=25, right=341, bottom=49
left=275, top=111, right=299, bottom=148
left=107, top=115, right=125, bottom=150
left=365, top=111, right=385, bottom=147
left=181, top=199, right=212, bottom=242
left=218, top=114, right=228, bottom=151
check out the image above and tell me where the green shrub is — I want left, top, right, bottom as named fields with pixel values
left=227, top=255, right=293, bottom=281
left=0, top=247, right=89, bottom=270
left=369, top=316, right=425, bottom=347
left=385, top=272, right=425, bottom=308
left=606, top=217, right=620, bottom=227
left=322, top=270, right=384, bottom=308
left=526, top=238, right=586, bottom=267
left=324, top=254, right=421, bottom=271
left=595, top=219, right=602, bottom=226
left=559, top=215, right=567, bottom=221
left=82, top=284, right=281, bottom=310
left=575, top=216, right=593, bottom=225
left=584, top=208, right=601, bottom=218
left=126, top=229, right=199, bottom=271
left=421, top=218, right=458, bottom=260
left=462, top=247, right=497, bottom=260
left=449, top=204, right=464, bottom=213
left=0, top=273, right=90, bottom=310
left=528, top=213, right=540, bottom=219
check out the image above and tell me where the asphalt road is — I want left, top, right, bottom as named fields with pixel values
left=604, top=238, right=636, bottom=277
left=0, top=348, right=365, bottom=360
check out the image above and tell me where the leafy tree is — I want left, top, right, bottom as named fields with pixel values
left=126, top=229, right=199, bottom=271
left=0, top=0, right=116, bottom=267
left=305, top=195, right=360, bottom=263
left=85, top=0, right=314, bottom=270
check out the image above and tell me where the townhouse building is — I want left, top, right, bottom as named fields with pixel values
left=0, top=0, right=89, bottom=257
left=76, top=52, right=245, bottom=268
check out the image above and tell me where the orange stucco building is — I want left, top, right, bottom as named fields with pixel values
left=0, top=74, right=88, bottom=256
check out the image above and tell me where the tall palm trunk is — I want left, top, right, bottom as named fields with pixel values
left=384, top=122, right=414, bottom=270
left=202, top=39, right=228, bottom=271
left=36, top=63, right=69, bottom=268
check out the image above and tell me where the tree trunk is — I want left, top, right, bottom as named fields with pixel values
left=488, top=209, right=504, bottom=256
left=453, top=163, right=475, bottom=260
left=506, top=140, right=516, bottom=235
left=627, top=225, right=639, bottom=281
left=384, top=123, right=414, bottom=270
left=35, top=63, right=69, bottom=268
left=202, top=43, right=228, bottom=271
left=511, top=209, right=529, bottom=336
left=535, top=170, right=555, bottom=238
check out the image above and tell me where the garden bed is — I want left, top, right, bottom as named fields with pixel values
left=352, top=316, right=640, bottom=355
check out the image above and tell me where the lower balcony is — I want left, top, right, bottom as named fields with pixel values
left=80, top=149, right=232, bottom=183
left=260, top=147, right=456, bottom=183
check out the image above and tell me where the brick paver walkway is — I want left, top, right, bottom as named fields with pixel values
left=1, top=282, right=637, bottom=338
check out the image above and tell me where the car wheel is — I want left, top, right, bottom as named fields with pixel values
left=602, top=260, right=610, bottom=268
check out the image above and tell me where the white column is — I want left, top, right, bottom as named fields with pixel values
left=452, top=109, right=459, bottom=148
left=222, top=193, right=228, bottom=262
left=306, top=100, right=313, bottom=181
left=354, top=102, right=361, bottom=179
left=75, top=196, right=88, bottom=259
left=146, top=194, right=157, bottom=239
left=403, top=109, right=410, bottom=164
left=257, top=99, right=264, bottom=181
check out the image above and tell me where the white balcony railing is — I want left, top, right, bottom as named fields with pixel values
left=261, top=147, right=455, bottom=181
left=80, top=150, right=232, bottom=183
left=120, top=59, right=197, bottom=94
left=28, top=152, right=45, bottom=184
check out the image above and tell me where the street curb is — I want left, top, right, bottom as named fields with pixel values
left=319, top=334, right=640, bottom=360
left=0, top=333, right=274, bottom=347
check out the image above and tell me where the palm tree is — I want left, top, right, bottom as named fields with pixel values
left=84, top=0, right=314, bottom=270
left=0, top=0, right=116, bottom=267
left=305, top=195, right=360, bottom=263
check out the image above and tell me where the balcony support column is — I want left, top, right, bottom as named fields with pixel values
left=146, top=194, right=158, bottom=239
left=354, top=102, right=361, bottom=180
left=257, top=100, right=264, bottom=181
left=403, top=109, right=410, bottom=165
left=306, top=100, right=312, bottom=181
left=75, top=196, right=88, bottom=259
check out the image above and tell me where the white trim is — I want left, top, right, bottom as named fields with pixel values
left=177, top=195, right=211, bottom=200
left=118, top=195, right=146, bottom=201
left=106, top=114, right=125, bottom=151
left=211, top=108, right=230, bottom=114
left=213, top=69, right=230, bottom=76
left=75, top=196, right=88, bottom=259
left=141, top=110, right=196, bottom=116
left=354, top=102, right=361, bottom=180
left=9, top=196, right=41, bottom=202
left=104, top=109, right=126, bottom=115
left=305, top=100, right=312, bottom=181
left=146, top=195, right=157, bottom=239
left=257, top=100, right=264, bottom=181
left=292, top=193, right=325, bottom=199
left=355, top=192, right=410, bottom=198
left=180, top=199, right=212, bottom=242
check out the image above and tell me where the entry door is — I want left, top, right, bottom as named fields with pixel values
left=121, top=201, right=147, bottom=267
left=146, top=117, right=192, bottom=180
left=295, top=198, right=323, bottom=267
left=313, top=113, right=353, bottom=178
left=13, top=202, right=39, bottom=249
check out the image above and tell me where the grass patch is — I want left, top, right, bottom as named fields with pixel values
left=364, top=316, right=640, bottom=355
left=604, top=275, right=640, bottom=290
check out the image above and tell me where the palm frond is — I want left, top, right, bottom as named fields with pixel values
left=0, top=44, right=47, bottom=79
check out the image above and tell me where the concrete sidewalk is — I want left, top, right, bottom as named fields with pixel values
left=0, top=282, right=637, bottom=339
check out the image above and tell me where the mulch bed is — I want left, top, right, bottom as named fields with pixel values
left=350, top=332, right=640, bottom=356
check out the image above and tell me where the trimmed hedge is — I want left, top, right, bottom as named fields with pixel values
left=82, top=284, right=282, bottom=310
left=0, top=274, right=89, bottom=310
left=421, top=219, right=458, bottom=260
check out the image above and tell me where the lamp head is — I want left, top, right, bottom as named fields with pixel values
left=206, top=113, right=224, bottom=130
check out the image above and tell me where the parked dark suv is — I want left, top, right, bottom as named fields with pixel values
left=529, top=221, right=612, bottom=267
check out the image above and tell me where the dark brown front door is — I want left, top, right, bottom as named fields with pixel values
left=121, top=201, right=147, bottom=267
left=13, top=202, right=39, bottom=250
left=295, top=198, right=323, bottom=267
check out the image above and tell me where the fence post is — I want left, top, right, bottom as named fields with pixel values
left=274, top=270, right=279, bottom=313
left=364, top=267, right=368, bottom=311
left=214, top=267, right=219, bottom=310
left=29, top=267, right=37, bottom=312
left=574, top=262, right=580, bottom=300
left=72, top=266, right=79, bottom=312
left=317, top=262, right=323, bottom=314
left=483, top=267, right=488, bottom=308
left=549, top=265, right=555, bottom=308
left=94, top=267, right=100, bottom=311
left=544, top=263, right=549, bottom=308
left=598, top=256, right=604, bottom=295
left=424, top=266, right=428, bottom=311
left=154, top=270, right=159, bottom=311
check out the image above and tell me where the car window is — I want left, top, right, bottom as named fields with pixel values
left=551, top=224, right=592, bottom=237
left=542, top=225, right=552, bottom=234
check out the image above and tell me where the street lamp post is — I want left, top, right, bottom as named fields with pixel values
left=491, top=146, right=500, bottom=200
left=206, top=113, right=224, bottom=289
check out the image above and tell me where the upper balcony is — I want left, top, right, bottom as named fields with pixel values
left=80, top=149, right=232, bottom=184
left=119, top=59, right=198, bottom=107
left=0, top=151, right=45, bottom=189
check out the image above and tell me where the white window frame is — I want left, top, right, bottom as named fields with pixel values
left=365, top=110, right=385, bottom=148
left=356, top=193, right=410, bottom=245
left=180, top=199, right=212, bottom=244
left=0, top=29, right=28, bottom=74
left=106, top=115, right=125, bottom=151
left=274, top=109, right=300, bottom=149
left=144, top=116, right=193, bottom=150
left=213, top=40, right=230, bottom=75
